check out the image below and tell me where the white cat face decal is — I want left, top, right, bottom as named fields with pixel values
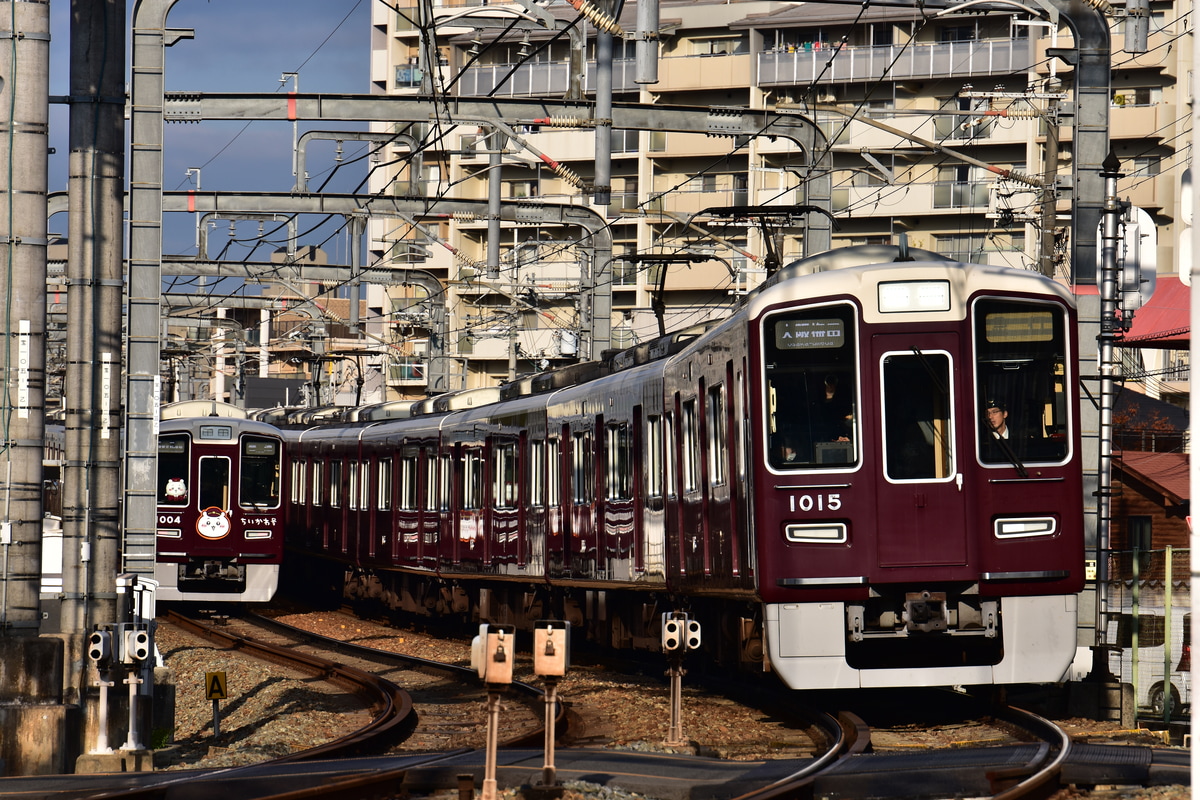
left=196, top=506, right=230, bottom=539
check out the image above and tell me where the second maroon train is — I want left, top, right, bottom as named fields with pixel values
left=156, top=244, right=1086, bottom=691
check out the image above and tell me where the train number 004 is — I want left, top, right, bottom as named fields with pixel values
left=788, top=494, right=842, bottom=512
left=158, top=514, right=182, bottom=525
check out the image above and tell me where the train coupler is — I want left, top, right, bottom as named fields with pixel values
left=903, top=591, right=948, bottom=633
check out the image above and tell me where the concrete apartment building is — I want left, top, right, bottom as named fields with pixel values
left=340, top=0, right=1189, bottom=402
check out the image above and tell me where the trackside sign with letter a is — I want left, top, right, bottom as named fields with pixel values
left=205, top=671, right=228, bottom=700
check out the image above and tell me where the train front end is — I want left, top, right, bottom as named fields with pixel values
left=749, top=258, right=1084, bottom=689
left=154, top=418, right=285, bottom=603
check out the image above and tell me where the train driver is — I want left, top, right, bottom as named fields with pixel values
left=984, top=400, right=1009, bottom=439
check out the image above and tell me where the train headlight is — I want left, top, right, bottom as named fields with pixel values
left=244, top=529, right=272, bottom=539
left=157, top=528, right=182, bottom=539
left=994, top=516, right=1057, bottom=539
left=878, top=280, right=950, bottom=313
left=784, top=522, right=847, bottom=543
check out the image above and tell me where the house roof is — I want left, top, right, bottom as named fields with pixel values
left=1115, top=451, right=1190, bottom=504
left=1118, top=275, right=1189, bottom=349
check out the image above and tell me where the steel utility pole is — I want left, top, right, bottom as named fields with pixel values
left=63, top=0, right=126, bottom=738
left=0, top=0, right=50, bottom=640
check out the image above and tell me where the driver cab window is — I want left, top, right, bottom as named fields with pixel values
left=763, top=304, right=858, bottom=469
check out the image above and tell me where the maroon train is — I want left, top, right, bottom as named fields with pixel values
left=154, top=403, right=286, bottom=603
left=279, top=244, right=1085, bottom=690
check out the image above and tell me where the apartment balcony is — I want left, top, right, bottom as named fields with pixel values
left=832, top=180, right=989, bottom=218
left=657, top=53, right=753, bottom=92
left=455, top=58, right=644, bottom=98
left=1117, top=171, right=1177, bottom=218
left=644, top=187, right=751, bottom=217
left=386, top=357, right=427, bottom=388
left=1110, top=103, right=1176, bottom=144
left=819, top=111, right=1039, bottom=151
left=758, top=39, right=1034, bottom=88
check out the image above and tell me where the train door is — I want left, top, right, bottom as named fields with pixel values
left=875, top=334, right=968, bottom=569
left=546, top=434, right=565, bottom=577
left=568, top=424, right=598, bottom=577
left=392, top=450, right=415, bottom=563
left=603, top=419, right=634, bottom=578
left=491, top=438, right=519, bottom=566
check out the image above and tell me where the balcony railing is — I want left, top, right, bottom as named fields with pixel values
left=758, top=39, right=1033, bottom=86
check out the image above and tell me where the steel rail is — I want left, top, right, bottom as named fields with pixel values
left=164, top=610, right=414, bottom=761
left=241, top=610, right=563, bottom=747
left=988, top=703, right=1072, bottom=800
left=724, top=708, right=869, bottom=800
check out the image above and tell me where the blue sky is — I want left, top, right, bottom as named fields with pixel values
left=49, top=0, right=372, bottom=263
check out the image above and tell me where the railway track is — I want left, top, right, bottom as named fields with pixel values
left=166, top=609, right=552, bottom=752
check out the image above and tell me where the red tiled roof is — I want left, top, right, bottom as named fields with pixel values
left=1118, top=276, right=1189, bottom=349
left=1115, top=451, right=1190, bottom=502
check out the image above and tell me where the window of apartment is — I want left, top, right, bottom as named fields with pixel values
left=871, top=25, right=894, bottom=46
left=506, top=180, right=538, bottom=199
left=1128, top=156, right=1162, bottom=177
left=1113, top=86, right=1162, bottom=106
left=613, top=129, right=639, bottom=153
left=940, top=24, right=976, bottom=42
left=934, top=164, right=989, bottom=208
left=691, top=36, right=744, bottom=56
left=935, top=232, right=1026, bottom=263
left=648, top=131, right=667, bottom=152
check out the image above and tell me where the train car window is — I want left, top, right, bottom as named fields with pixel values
left=975, top=299, right=1069, bottom=464
left=290, top=459, right=305, bottom=505
left=606, top=423, right=632, bottom=501
left=312, top=462, right=323, bottom=507
left=157, top=434, right=190, bottom=506
left=707, top=384, right=728, bottom=487
left=882, top=351, right=954, bottom=481
left=438, top=454, right=452, bottom=512
left=360, top=461, right=372, bottom=510
left=646, top=415, right=664, bottom=500
left=198, top=456, right=231, bottom=511
left=349, top=462, right=360, bottom=510
left=329, top=461, right=342, bottom=508
left=423, top=452, right=437, bottom=511
left=763, top=303, right=858, bottom=470
left=239, top=436, right=281, bottom=509
left=398, top=455, right=417, bottom=510
left=572, top=432, right=594, bottom=504
left=530, top=440, right=546, bottom=507
left=463, top=449, right=484, bottom=510
left=378, top=457, right=394, bottom=511
left=547, top=439, right=561, bottom=506
left=664, top=414, right=677, bottom=497
left=681, top=398, right=699, bottom=493
left=494, top=443, right=518, bottom=509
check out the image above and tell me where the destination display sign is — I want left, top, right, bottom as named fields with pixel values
left=775, top=318, right=845, bottom=349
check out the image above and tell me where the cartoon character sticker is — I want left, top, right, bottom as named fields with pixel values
left=196, top=506, right=231, bottom=539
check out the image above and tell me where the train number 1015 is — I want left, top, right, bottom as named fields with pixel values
left=788, top=493, right=842, bottom=513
